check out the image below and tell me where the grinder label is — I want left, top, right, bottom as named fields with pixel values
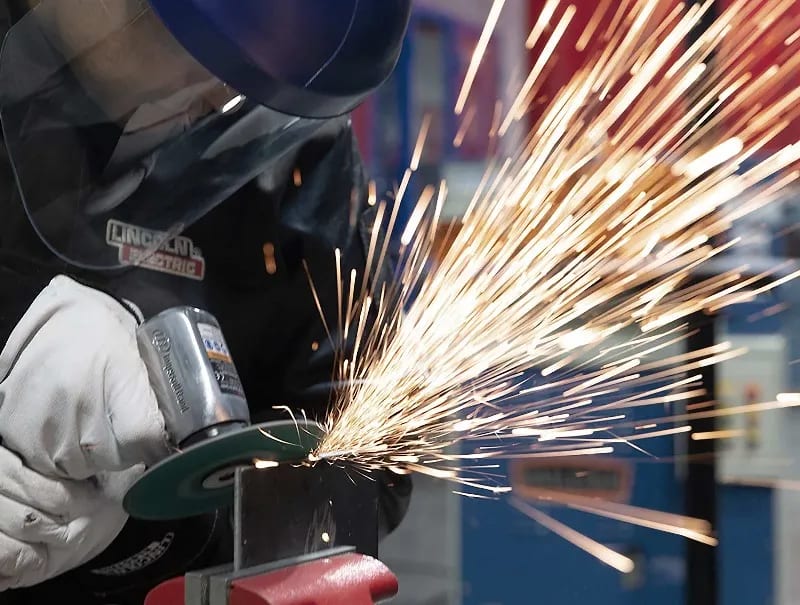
left=198, top=323, right=245, bottom=398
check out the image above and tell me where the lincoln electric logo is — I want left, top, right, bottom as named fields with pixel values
left=106, top=219, right=205, bottom=280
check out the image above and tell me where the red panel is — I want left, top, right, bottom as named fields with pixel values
left=717, top=0, right=800, bottom=154
left=526, top=0, right=595, bottom=103
left=525, top=1, right=684, bottom=146
left=526, top=0, right=800, bottom=154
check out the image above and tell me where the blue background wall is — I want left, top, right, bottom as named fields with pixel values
left=461, top=381, right=688, bottom=605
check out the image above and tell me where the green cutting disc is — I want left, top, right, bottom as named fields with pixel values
left=123, top=420, right=325, bottom=520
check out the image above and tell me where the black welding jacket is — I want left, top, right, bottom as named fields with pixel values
left=0, top=117, right=412, bottom=604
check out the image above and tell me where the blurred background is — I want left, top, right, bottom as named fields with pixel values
left=356, top=1, right=800, bottom=604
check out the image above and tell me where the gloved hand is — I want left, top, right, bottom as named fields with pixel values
left=0, top=275, right=171, bottom=590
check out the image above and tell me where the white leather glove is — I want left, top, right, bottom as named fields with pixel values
left=0, top=275, right=171, bottom=590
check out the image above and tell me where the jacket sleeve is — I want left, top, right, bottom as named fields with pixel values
left=0, top=253, right=56, bottom=347
left=0, top=251, right=145, bottom=344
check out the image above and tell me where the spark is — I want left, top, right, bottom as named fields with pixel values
left=526, top=0, right=560, bottom=49
left=785, top=30, right=800, bottom=46
left=303, top=0, right=800, bottom=564
left=510, top=497, right=636, bottom=573
left=538, top=428, right=596, bottom=441
left=253, top=459, right=279, bottom=470
left=455, top=0, right=506, bottom=115
left=258, top=428, right=299, bottom=447
left=691, top=429, right=745, bottom=441
left=489, top=99, right=504, bottom=140
left=262, top=243, right=277, bottom=275
left=410, top=115, right=431, bottom=172
left=502, top=5, right=576, bottom=135
left=679, top=137, right=744, bottom=178
left=608, top=425, right=691, bottom=441
left=401, top=185, right=437, bottom=246
left=541, top=492, right=718, bottom=545
left=504, top=447, right=615, bottom=459
left=454, top=105, right=478, bottom=148
left=544, top=489, right=712, bottom=532
left=576, top=0, right=612, bottom=52
left=453, top=491, right=499, bottom=500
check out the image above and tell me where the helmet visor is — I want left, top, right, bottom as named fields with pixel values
left=0, top=0, right=330, bottom=269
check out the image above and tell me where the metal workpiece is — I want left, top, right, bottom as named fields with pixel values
left=137, top=306, right=250, bottom=446
left=140, top=440, right=394, bottom=603
left=233, top=463, right=380, bottom=570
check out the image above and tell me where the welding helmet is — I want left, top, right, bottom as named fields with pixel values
left=0, top=0, right=410, bottom=269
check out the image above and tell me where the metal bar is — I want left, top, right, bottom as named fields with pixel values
left=234, top=463, right=379, bottom=569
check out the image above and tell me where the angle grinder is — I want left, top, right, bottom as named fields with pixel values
left=123, top=307, right=324, bottom=521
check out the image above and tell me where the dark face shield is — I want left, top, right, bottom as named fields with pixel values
left=0, top=1, right=330, bottom=269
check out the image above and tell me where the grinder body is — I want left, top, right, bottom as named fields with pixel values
left=124, top=306, right=324, bottom=520
left=137, top=306, right=251, bottom=447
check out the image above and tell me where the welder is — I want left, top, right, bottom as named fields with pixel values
left=0, top=1, right=412, bottom=603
